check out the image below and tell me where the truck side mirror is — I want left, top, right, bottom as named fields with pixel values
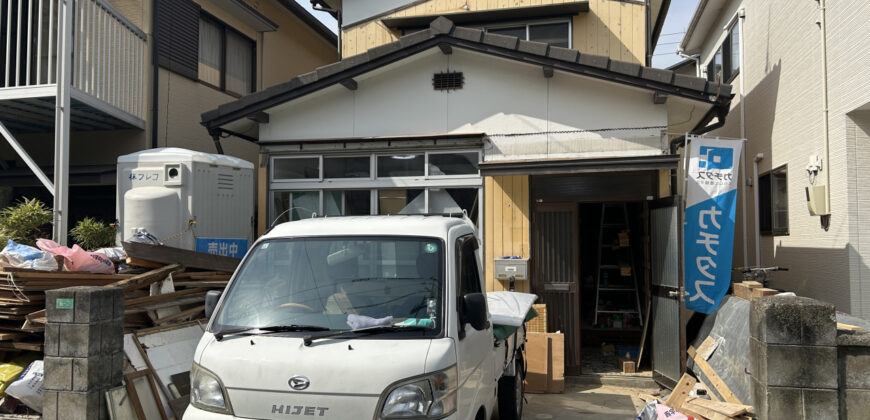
left=205, top=290, right=222, bottom=319
left=462, top=293, right=489, bottom=331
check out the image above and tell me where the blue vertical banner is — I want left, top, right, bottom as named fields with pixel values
left=684, top=136, right=744, bottom=314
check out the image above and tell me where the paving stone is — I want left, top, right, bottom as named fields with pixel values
left=45, top=289, right=76, bottom=323
left=100, top=318, right=123, bottom=355
left=803, top=388, right=838, bottom=419
left=44, top=323, right=60, bottom=356
left=42, top=390, right=59, bottom=420
left=751, top=296, right=836, bottom=345
left=752, top=379, right=802, bottom=420
left=71, top=355, right=108, bottom=392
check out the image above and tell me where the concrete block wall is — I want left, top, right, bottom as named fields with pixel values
left=43, top=287, right=125, bottom=420
left=838, top=331, right=870, bottom=419
left=750, top=296, right=839, bottom=419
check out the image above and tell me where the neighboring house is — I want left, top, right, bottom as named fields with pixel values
left=0, top=0, right=337, bottom=241
left=202, top=0, right=735, bottom=384
left=679, top=0, right=870, bottom=318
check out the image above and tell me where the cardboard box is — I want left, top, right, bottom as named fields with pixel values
left=617, top=356, right=636, bottom=374
left=524, top=333, right=550, bottom=393
left=547, top=333, right=565, bottom=393
left=618, top=231, right=630, bottom=247
left=524, top=332, right=565, bottom=394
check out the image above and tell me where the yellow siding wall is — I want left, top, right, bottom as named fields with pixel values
left=484, top=175, right=531, bottom=293
left=341, top=0, right=645, bottom=64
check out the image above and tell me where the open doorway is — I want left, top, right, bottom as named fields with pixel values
left=531, top=173, right=659, bottom=376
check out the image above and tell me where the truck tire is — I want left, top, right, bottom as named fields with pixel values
left=497, top=360, right=523, bottom=420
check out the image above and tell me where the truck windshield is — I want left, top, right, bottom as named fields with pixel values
left=211, top=236, right=444, bottom=338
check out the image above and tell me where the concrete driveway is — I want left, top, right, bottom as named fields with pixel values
left=521, top=384, right=653, bottom=420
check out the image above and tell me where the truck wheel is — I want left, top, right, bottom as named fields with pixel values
left=497, top=361, right=523, bottom=420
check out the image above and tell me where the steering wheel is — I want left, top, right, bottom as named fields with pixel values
left=278, top=302, right=317, bottom=312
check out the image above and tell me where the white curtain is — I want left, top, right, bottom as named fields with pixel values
left=226, top=31, right=253, bottom=95
left=198, top=18, right=222, bottom=87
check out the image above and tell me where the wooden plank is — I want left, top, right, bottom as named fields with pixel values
left=683, top=398, right=733, bottom=420
left=122, top=241, right=241, bottom=272
left=731, top=282, right=754, bottom=300
left=107, top=264, right=183, bottom=291
left=696, top=336, right=721, bottom=361
left=1, top=271, right=133, bottom=280
left=688, top=346, right=743, bottom=404
left=752, top=288, right=779, bottom=298
left=688, top=397, right=752, bottom=417
left=172, top=271, right=229, bottom=279
left=126, top=257, right=165, bottom=269
left=838, top=322, right=862, bottom=331
left=125, top=288, right=208, bottom=308
left=665, top=373, right=696, bottom=409
left=492, top=176, right=504, bottom=291
left=742, top=281, right=762, bottom=289
left=153, top=305, right=205, bottom=325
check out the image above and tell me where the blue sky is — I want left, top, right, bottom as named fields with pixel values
left=295, top=0, right=700, bottom=69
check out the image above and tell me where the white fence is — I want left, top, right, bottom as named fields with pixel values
left=0, top=0, right=146, bottom=119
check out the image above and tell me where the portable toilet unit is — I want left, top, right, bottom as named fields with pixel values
left=117, top=148, right=254, bottom=258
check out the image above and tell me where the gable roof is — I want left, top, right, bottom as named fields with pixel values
left=201, top=16, right=732, bottom=133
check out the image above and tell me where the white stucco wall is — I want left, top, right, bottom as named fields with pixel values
left=260, top=48, right=672, bottom=162
left=692, top=0, right=870, bottom=317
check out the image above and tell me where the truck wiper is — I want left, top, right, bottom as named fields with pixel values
left=303, top=325, right=430, bottom=346
left=215, top=324, right=330, bottom=341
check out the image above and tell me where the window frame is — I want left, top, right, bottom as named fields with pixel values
left=425, top=150, right=481, bottom=179
left=759, top=165, right=789, bottom=236
left=483, top=17, right=572, bottom=49
left=323, top=155, right=375, bottom=180
left=706, top=23, right=740, bottom=84
left=271, top=155, right=323, bottom=182
left=198, top=12, right=256, bottom=97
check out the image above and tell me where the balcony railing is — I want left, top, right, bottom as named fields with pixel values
left=0, top=0, right=146, bottom=120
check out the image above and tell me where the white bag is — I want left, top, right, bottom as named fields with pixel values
left=5, top=360, right=43, bottom=413
left=0, top=240, right=58, bottom=271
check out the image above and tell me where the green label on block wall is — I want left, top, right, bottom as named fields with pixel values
left=56, top=298, right=74, bottom=309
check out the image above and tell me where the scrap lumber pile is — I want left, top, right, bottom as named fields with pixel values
left=657, top=336, right=757, bottom=420
left=0, top=242, right=239, bottom=352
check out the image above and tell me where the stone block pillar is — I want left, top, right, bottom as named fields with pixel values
left=838, top=331, right=870, bottom=419
left=750, top=296, right=839, bottom=419
left=43, top=286, right=124, bottom=420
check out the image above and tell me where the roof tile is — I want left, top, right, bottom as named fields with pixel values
left=641, top=67, right=674, bottom=84
left=547, top=46, right=578, bottom=63
left=673, top=74, right=707, bottom=91
left=452, top=26, right=483, bottom=42
left=482, top=32, right=519, bottom=50
left=367, top=40, right=404, bottom=60
left=517, top=40, right=548, bottom=56
left=577, top=52, right=608, bottom=69
left=609, top=60, right=641, bottom=77
left=429, top=16, right=454, bottom=35
left=298, top=71, right=319, bottom=85
left=315, top=61, right=346, bottom=80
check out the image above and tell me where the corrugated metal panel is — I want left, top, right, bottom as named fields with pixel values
left=156, top=0, right=200, bottom=80
left=532, top=204, right=581, bottom=372
left=533, top=173, right=656, bottom=202
left=651, top=204, right=681, bottom=383
left=652, top=294, right=680, bottom=382
left=651, top=206, right=679, bottom=288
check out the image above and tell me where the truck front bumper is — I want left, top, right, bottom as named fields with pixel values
left=184, top=404, right=462, bottom=420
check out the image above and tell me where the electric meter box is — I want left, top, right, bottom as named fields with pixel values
left=117, top=148, right=254, bottom=258
left=494, top=258, right=529, bottom=281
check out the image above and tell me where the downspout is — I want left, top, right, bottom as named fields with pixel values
left=676, top=50, right=700, bottom=77
left=311, top=1, right=341, bottom=59
left=818, top=0, right=831, bottom=224
left=754, top=153, right=763, bottom=266
left=737, top=8, right=748, bottom=267
left=151, top=0, right=159, bottom=149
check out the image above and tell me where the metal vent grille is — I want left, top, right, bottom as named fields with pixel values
left=217, top=173, right=234, bottom=190
left=433, top=72, right=464, bottom=91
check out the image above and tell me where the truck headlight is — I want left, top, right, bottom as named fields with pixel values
left=380, top=366, right=457, bottom=419
left=190, top=363, right=233, bottom=414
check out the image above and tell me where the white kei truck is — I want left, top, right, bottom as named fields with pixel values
left=183, top=215, right=534, bottom=420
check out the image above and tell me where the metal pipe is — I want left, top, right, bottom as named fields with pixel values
left=676, top=50, right=700, bottom=77
left=0, top=121, right=54, bottom=192
left=753, top=153, right=764, bottom=267
left=150, top=0, right=158, bottom=148
left=818, top=0, right=831, bottom=217
left=53, top=0, right=73, bottom=245
left=737, top=8, right=748, bottom=267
